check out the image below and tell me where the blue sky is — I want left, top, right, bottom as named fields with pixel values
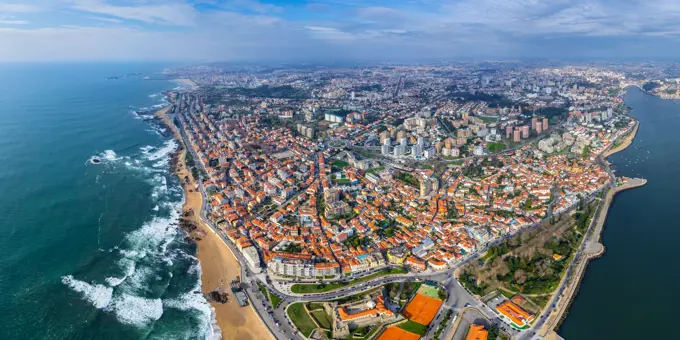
left=1, top=0, right=679, bottom=62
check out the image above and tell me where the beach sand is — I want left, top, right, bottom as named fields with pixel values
left=603, top=121, right=639, bottom=158
left=174, top=78, right=198, bottom=90
left=155, top=106, right=271, bottom=340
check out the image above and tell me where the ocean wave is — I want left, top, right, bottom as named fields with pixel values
left=124, top=209, right=180, bottom=254
left=150, top=175, right=169, bottom=200
left=140, top=145, right=154, bottom=153
left=62, top=275, right=113, bottom=309
left=164, top=280, right=222, bottom=340
left=65, top=92, right=214, bottom=336
left=108, top=294, right=164, bottom=326
left=144, top=139, right=178, bottom=161
left=88, top=150, right=121, bottom=164
left=124, top=266, right=158, bottom=293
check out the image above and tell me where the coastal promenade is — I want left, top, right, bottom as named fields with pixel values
left=535, top=177, right=646, bottom=339
left=522, top=120, right=643, bottom=339
left=514, top=119, right=644, bottom=340
left=603, top=120, right=639, bottom=158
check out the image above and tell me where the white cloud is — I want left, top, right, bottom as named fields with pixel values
left=0, top=3, right=43, bottom=13
left=0, top=19, right=28, bottom=24
left=2, top=0, right=680, bottom=61
left=90, top=16, right=122, bottom=24
left=68, top=0, right=197, bottom=26
left=304, top=26, right=338, bottom=31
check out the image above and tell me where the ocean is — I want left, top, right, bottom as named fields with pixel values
left=559, top=87, right=680, bottom=338
left=0, top=64, right=219, bottom=340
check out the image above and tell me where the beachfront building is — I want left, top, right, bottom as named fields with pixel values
left=266, top=253, right=314, bottom=277
left=241, top=246, right=262, bottom=273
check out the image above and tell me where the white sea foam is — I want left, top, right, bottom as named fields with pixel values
left=62, top=275, right=113, bottom=309
left=164, top=280, right=222, bottom=340
left=145, top=140, right=178, bottom=161
left=124, top=209, right=180, bottom=255
left=150, top=175, right=169, bottom=199
left=67, top=102, right=214, bottom=336
left=105, top=257, right=137, bottom=287
left=101, top=150, right=119, bottom=161
left=108, top=294, right=164, bottom=326
left=140, top=145, right=154, bottom=153
left=105, top=276, right=125, bottom=287
left=125, top=266, right=157, bottom=292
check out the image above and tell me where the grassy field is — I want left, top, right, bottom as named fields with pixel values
left=487, top=141, right=507, bottom=153
left=306, top=302, right=326, bottom=310
left=398, top=320, right=428, bottom=335
left=498, top=288, right=515, bottom=299
left=258, top=283, right=282, bottom=308
left=365, top=166, right=385, bottom=175
left=257, top=283, right=268, bottom=298
left=287, top=303, right=318, bottom=337
left=348, top=326, right=380, bottom=340
left=331, top=177, right=351, bottom=184
left=332, top=287, right=382, bottom=305
left=332, top=159, right=350, bottom=168
left=310, top=310, right=332, bottom=329
left=290, top=267, right=408, bottom=294
left=396, top=172, right=419, bottom=187
left=270, top=291, right=282, bottom=308
left=478, top=116, right=499, bottom=123
left=416, top=284, right=440, bottom=299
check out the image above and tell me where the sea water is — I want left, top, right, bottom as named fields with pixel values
left=0, top=63, right=219, bottom=340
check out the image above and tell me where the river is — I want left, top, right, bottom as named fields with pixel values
left=559, top=87, right=680, bottom=339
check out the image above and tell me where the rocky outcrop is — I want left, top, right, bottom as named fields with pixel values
left=207, top=290, right=229, bottom=304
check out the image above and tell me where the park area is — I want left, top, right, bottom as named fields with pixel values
left=290, top=267, right=408, bottom=294
left=459, top=204, right=596, bottom=300
left=287, top=303, right=319, bottom=337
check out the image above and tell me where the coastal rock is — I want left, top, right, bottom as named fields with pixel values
left=207, top=290, right=229, bottom=304
left=178, top=218, right=198, bottom=232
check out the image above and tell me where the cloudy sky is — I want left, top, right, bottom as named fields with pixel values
left=1, top=0, right=679, bottom=62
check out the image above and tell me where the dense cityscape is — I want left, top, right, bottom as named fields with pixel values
left=156, top=62, right=652, bottom=340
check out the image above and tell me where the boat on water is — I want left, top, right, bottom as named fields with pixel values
left=90, top=156, right=101, bottom=164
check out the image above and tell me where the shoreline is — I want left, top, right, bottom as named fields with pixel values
left=602, top=120, right=639, bottom=158
left=154, top=106, right=271, bottom=340
left=173, top=78, right=199, bottom=91
left=539, top=119, right=645, bottom=338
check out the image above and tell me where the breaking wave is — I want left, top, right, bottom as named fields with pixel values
left=66, top=89, right=218, bottom=338
left=61, top=275, right=113, bottom=309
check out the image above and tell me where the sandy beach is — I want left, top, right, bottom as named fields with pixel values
left=155, top=106, right=271, bottom=340
left=603, top=121, right=639, bottom=158
left=174, top=78, right=199, bottom=90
